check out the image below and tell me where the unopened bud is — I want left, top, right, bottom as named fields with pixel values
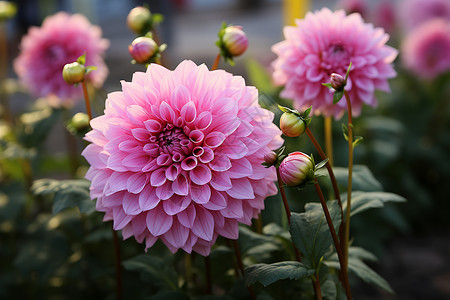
left=280, top=112, right=305, bottom=137
left=279, top=152, right=314, bottom=187
left=0, top=1, right=17, bottom=20
left=67, top=112, right=90, bottom=135
left=62, top=62, right=85, bottom=85
left=222, top=26, right=248, bottom=57
left=128, top=36, right=157, bottom=64
left=330, top=73, right=345, bottom=91
left=127, top=6, right=151, bottom=34
left=264, top=151, right=278, bottom=166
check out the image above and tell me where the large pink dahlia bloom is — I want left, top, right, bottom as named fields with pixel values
left=14, top=12, right=109, bottom=105
left=272, top=8, right=398, bottom=118
left=401, top=19, right=450, bottom=79
left=82, top=60, right=283, bottom=256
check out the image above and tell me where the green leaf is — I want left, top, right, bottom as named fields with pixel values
left=278, top=105, right=290, bottom=113
left=31, top=179, right=95, bottom=215
left=123, top=254, right=178, bottom=290
left=290, top=201, right=341, bottom=269
left=333, top=165, right=383, bottom=192
left=348, top=257, right=393, bottom=293
left=342, top=191, right=406, bottom=216
left=322, top=83, right=333, bottom=89
left=245, top=261, right=314, bottom=287
left=353, top=136, right=363, bottom=146
left=85, top=65, right=97, bottom=75
left=315, top=158, right=329, bottom=170
left=333, top=90, right=344, bottom=104
left=238, top=226, right=282, bottom=256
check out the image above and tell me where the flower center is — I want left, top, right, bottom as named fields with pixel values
left=156, top=125, right=188, bottom=155
left=320, top=42, right=351, bottom=74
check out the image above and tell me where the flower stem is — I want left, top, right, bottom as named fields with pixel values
left=276, top=166, right=302, bottom=262
left=111, top=226, right=122, bottom=300
left=211, top=54, right=221, bottom=71
left=324, top=116, right=334, bottom=166
left=204, top=255, right=212, bottom=294
left=343, top=91, right=353, bottom=268
left=313, top=274, right=323, bottom=300
left=81, top=80, right=92, bottom=120
left=232, top=239, right=256, bottom=300
left=313, top=179, right=352, bottom=300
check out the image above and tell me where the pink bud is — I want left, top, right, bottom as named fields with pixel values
left=128, top=36, right=157, bottom=64
left=279, top=152, right=314, bottom=187
left=330, top=73, right=346, bottom=90
left=222, top=26, right=248, bottom=57
left=62, top=62, right=85, bottom=85
left=127, top=6, right=151, bottom=34
left=279, top=112, right=305, bottom=137
left=264, top=151, right=278, bottom=165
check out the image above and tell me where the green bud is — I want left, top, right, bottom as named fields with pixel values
left=279, top=112, right=305, bottom=137
left=62, top=62, right=86, bottom=85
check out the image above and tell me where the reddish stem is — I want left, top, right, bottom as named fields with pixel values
left=211, top=54, right=221, bottom=71
left=81, top=81, right=92, bottom=120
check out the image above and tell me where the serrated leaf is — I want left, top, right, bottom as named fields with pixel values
left=290, top=201, right=341, bottom=269
left=123, top=254, right=178, bottom=290
left=341, top=191, right=406, bottom=216
left=245, top=261, right=314, bottom=287
left=31, top=179, right=95, bottom=215
left=333, top=90, right=344, bottom=104
left=333, top=165, right=383, bottom=192
left=238, top=226, right=282, bottom=256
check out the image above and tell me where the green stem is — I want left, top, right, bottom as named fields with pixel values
left=211, top=54, right=221, bottom=71
left=276, top=166, right=302, bottom=261
left=324, top=116, right=334, bottom=166
left=81, top=81, right=92, bottom=120
left=343, top=90, right=353, bottom=274
left=313, top=179, right=352, bottom=300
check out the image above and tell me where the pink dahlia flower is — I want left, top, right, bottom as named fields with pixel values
left=402, top=18, right=450, bottom=79
left=14, top=12, right=109, bottom=105
left=272, top=8, right=398, bottom=118
left=399, top=0, right=450, bottom=31
left=82, top=60, right=283, bottom=256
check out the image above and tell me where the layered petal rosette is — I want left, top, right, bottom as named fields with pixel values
left=82, top=60, right=283, bottom=256
left=272, top=8, right=398, bottom=118
left=14, top=12, right=109, bottom=105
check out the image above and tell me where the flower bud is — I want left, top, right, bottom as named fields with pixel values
left=128, top=36, right=157, bottom=64
left=330, top=73, right=345, bottom=91
left=0, top=1, right=17, bottom=20
left=62, top=62, right=85, bottom=85
left=67, top=112, right=90, bottom=135
left=280, top=112, right=305, bottom=137
left=279, top=152, right=314, bottom=187
left=222, top=26, right=248, bottom=57
left=127, top=6, right=151, bottom=34
left=264, top=151, right=278, bottom=166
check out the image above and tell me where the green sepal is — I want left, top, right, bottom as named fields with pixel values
left=85, top=66, right=97, bottom=75
left=276, top=146, right=286, bottom=156
left=333, top=90, right=344, bottom=104
left=76, top=53, right=86, bottom=65
left=304, top=118, right=312, bottom=127
left=322, top=83, right=333, bottom=89
left=302, top=106, right=312, bottom=118
left=342, top=123, right=349, bottom=141
left=353, top=136, right=363, bottom=147
left=315, top=158, right=329, bottom=170
left=152, top=13, right=164, bottom=25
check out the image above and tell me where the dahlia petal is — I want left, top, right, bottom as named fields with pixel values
left=189, top=130, right=204, bottom=144
left=145, top=235, right=158, bottom=250
left=163, top=221, right=189, bottom=249
left=165, top=164, right=180, bottom=181
left=220, top=139, right=248, bottom=160
left=107, top=153, right=129, bottom=172
left=123, top=193, right=142, bottom=215
left=198, top=147, right=214, bottom=163
left=127, top=172, right=148, bottom=194
left=177, top=204, right=196, bottom=228
left=118, top=140, right=142, bottom=152
left=192, top=206, right=214, bottom=241
left=209, top=154, right=231, bottom=172
left=131, top=214, right=147, bottom=236
left=210, top=171, right=232, bottom=191
left=122, top=152, right=149, bottom=171
left=126, top=105, right=148, bottom=125
left=227, top=158, right=253, bottom=179
left=156, top=181, right=175, bottom=200
left=102, top=193, right=124, bottom=208
left=181, top=156, right=198, bottom=171
left=202, top=190, right=227, bottom=210
left=150, top=168, right=167, bottom=187
left=159, top=101, right=176, bottom=123
left=220, top=197, right=244, bottom=219
left=226, top=178, right=255, bottom=200
left=82, top=144, right=105, bottom=168
left=163, top=195, right=190, bottom=215
left=144, top=119, right=163, bottom=133
left=189, top=164, right=212, bottom=185
left=113, top=207, right=133, bottom=230
left=157, top=153, right=172, bottom=166
left=216, top=218, right=239, bottom=239
left=180, top=101, right=197, bottom=123
left=194, top=111, right=212, bottom=130
left=190, top=184, right=211, bottom=204
left=139, top=186, right=160, bottom=211
left=171, top=85, right=192, bottom=111
left=143, top=144, right=160, bottom=157
left=146, top=205, right=173, bottom=236
left=173, top=173, right=189, bottom=196
left=204, top=132, right=226, bottom=148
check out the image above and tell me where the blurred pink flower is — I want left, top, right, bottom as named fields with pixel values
left=373, top=1, right=396, bottom=35
left=400, top=0, right=450, bottom=31
left=402, top=18, right=450, bottom=79
left=272, top=8, right=398, bottom=118
left=337, top=0, right=368, bottom=19
left=82, top=60, right=283, bottom=256
left=14, top=12, right=109, bottom=105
